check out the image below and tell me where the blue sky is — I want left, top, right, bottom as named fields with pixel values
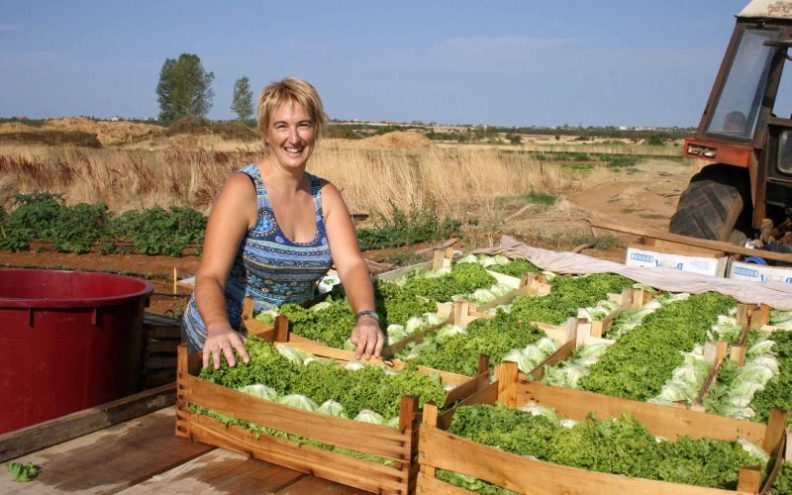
left=1, top=0, right=749, bottom=127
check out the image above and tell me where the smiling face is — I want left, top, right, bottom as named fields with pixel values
left=265, top=101, right=316, bottom=170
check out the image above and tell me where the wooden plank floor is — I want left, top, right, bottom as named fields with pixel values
left=1, top=407, right=368, bottom=495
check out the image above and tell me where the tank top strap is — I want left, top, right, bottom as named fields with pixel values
left=237, top=164, right=269, bottom=211
left=307, top=173, right=325, bottom=217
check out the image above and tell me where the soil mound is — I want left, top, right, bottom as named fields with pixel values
left=47, top=118, right=164, bottom=145
left=324, top=131, right=431, bottom=150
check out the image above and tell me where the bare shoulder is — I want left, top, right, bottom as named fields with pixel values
left=213, top=172, right=255, bottom=207
left=210, top=171, right=258, bottom=226
left=223, top=171, right=257, bottom=197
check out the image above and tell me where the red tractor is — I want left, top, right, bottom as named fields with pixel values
left=671, top=0, right=792, bottom=251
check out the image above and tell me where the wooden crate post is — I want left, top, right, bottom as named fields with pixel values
left=763, top=407, right=789, bottom=454
left=730, top=345, right=747, bottom=366
left=175, top=344, right=191, bottom=440
left=629, top=287, right=653, bottom=308
left=495, top=362, right=519, bottom=407
left=736, top=304, right=752, bottom=328
left=274, top=314, right=289, bottom=342
left=737, top=467, right=762, bottom=493
left=399, top=396, right=418, bottom=431
left=589, top=319, right=604, bottom=339
left=750, top=304, right=771, bottom=329
left=452, top=300, right=477, bottom=326
left=398, top=395, right=419, bottom=479
left=478, top=355, right=491, bottom=375
left=420, top=402, right=439, bottom=481
left=431, top=248, right=453, bottom=270
left=703, top=341, right=729, bottom=366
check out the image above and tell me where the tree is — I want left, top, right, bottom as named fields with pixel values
left=156, top=53, right=214, bottom=123
left=231, top=76, right=254, bottom=121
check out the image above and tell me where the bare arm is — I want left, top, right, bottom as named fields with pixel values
left=321, top=182, right=384, bottom=359
left=194, top=172, right=257, bottom=369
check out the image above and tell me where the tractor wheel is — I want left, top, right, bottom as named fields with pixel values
left=669, top=164, right=750, bottom=242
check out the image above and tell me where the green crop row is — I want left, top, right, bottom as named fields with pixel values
left=0, top=192, right=461, bottom=256
left=0, top=192, right=205, bottom=256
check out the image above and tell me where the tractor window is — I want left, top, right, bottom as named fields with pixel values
left=779, top=129, right=792, bottom=175
left=707, top=28, right=779, bottom=139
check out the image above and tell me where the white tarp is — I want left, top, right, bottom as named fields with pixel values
left=474, top=235, right=792, bottom=311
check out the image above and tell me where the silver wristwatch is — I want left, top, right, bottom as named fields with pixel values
left=355, top=310, right=380, bottom=322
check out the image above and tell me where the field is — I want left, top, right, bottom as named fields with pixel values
left=0, top=118, right=701, bottom=316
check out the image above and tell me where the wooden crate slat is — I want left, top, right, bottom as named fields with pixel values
left=146, top=325, right=183, bottom=339
left=526, top=337, right=577, bottom=381
left=146, top=355, right=178, bottom=369
left=516, top=379, right=767, bottom=444
left=419, top=426, right=745, bottom=495
left=146, top=340, right=181, bottom=354
left=184, top=374, right=410, bottom=461
left=189, top=415, right=409, bottom=494
left=416, top=474, right=475, bottom=495
left=375, top=260, right=434, bottom=281
left=381, top=321, right=448, bottom=359
left=283, top=337, right=473, bottom=387
left=442, top=371, right=490, bottom=407
left=438, top=381, right=499, bottom=430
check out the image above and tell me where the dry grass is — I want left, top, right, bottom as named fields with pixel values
left=0, top=144, right=256, bottom=211
left=311, top=146, right=574, bottom=216
left=0, top=141, right=582, bottom=219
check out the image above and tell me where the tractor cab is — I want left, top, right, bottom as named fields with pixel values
left=674, top=0, right=792, bottom=246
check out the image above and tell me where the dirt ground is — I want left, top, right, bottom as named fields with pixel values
left=491, top=158, right=697, bottom=261
left=0, top=158, right=698, bottom=317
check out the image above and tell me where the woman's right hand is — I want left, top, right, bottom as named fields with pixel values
left=202, top=322, right=250, bottom=370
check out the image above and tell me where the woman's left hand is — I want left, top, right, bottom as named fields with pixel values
left=350, top=318, right=385, bottom=360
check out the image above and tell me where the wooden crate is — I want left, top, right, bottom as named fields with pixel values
left=526, top=297, right=764, bottom=413
left=175, top=331, right=490, bottom=495
left=436, top=272, right=537, bottom=324
left=142, top=312, right=182, bottom=388
left=240, top=297, right=458, bottom=361
left=416, top=361, right=788, bottom=495
left=445, top=273, right=637, bottom=341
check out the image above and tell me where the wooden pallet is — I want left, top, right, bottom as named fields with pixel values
left=416, top=361, right=787, bottom=495
left=175, top=331, right=490, bottom=495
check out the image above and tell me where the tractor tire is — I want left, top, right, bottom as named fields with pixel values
left=669, top=164, right=749, bottom=242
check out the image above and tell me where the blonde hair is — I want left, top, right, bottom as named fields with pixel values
left=256, top=77, right=327, bottom=139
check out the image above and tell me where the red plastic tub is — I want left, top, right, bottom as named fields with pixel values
left=0, top=269, right=153, bottom=434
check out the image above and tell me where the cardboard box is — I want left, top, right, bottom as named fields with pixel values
left=625, top=245, right=729, bottom=277
left=728, top=260, right=792, bottom=285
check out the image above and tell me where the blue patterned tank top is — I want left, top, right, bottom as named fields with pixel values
left=182, top=164, right=333, bottom=352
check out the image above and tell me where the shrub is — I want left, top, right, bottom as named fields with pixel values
left=357, top=203, right=461, bottom=250
left=114, top=206, right=206, bottom=256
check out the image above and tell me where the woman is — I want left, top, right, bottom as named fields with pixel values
left=183, top=77, right=384, bottom=369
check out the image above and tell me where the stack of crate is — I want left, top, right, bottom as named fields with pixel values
left=142, top=313, right=182, bottom=388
